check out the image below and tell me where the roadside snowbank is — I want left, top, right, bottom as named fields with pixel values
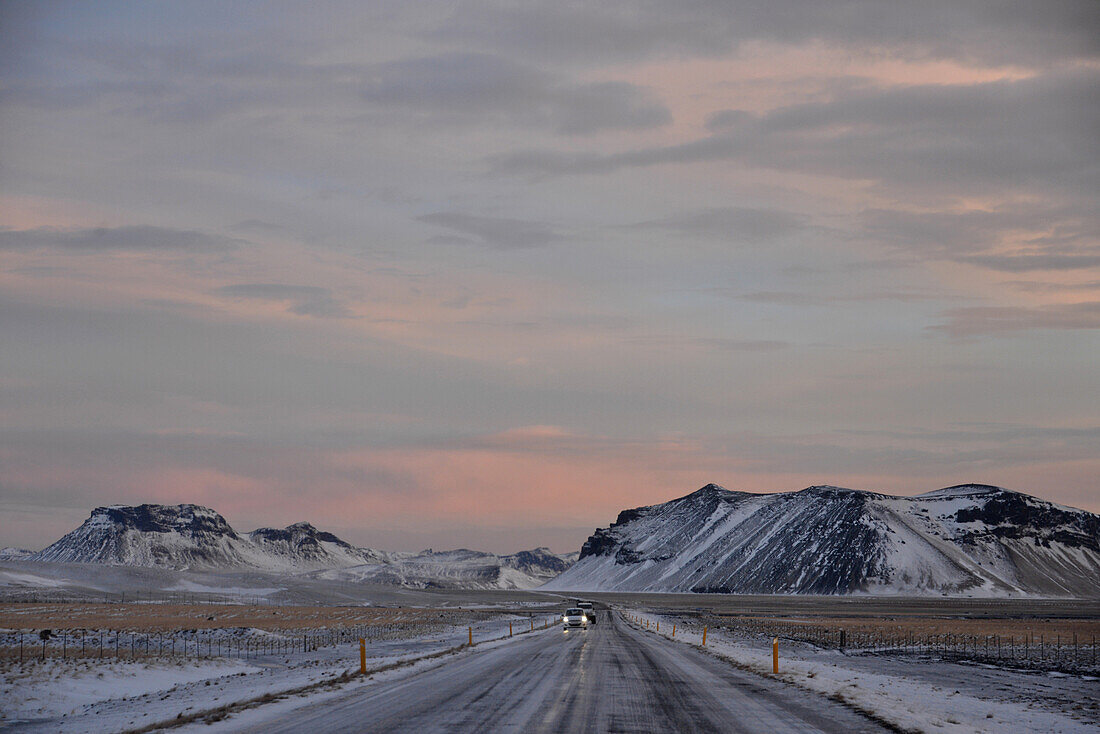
left=624, top=609, right=1097, bottom=734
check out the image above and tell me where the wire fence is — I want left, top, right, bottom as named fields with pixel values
left=696, top=614, right=1100, bottom=676
left=0, top=622, right=450, bottom=664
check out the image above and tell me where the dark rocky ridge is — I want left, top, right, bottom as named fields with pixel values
left=548, top=483, right=1100, bottom=597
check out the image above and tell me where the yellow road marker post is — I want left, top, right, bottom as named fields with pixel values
left=702, top=626, right=708, bottom=646
left=772, top=637, right=779, bottom=674
left=359, top=638, right=366, bottom=674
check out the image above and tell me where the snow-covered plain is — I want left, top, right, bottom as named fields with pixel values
left=623, top=608, right=1099, bottom=734
left=1, top=611, right=553, bottom=732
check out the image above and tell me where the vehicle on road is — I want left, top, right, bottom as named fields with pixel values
left=576, top=600, right=597, bottom=624
left=562, top=607, right=587, bottom=630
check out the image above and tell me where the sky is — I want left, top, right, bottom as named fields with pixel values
left=1, top=1, right=1098, bottom=554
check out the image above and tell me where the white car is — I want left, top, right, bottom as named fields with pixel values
left=562, top=608, right=588, bottom=630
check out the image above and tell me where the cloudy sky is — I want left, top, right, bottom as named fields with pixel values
left=1, top=1, right=1098, bottom=553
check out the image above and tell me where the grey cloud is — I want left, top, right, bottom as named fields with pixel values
left=728, top=290, right=938, bottom=306
left=958, top=254, right=1100, bottom=272
left=932, top=302, right=1100, bottom=336
left=213, top=283, right=351, bottom=318
left=713, top=421, right=1100, bottom=477
left=361, top=52, right=670, bottom=135
left=839, top=423, right=1100, bottom=444
left=627, top=207, right=809, bottom=243
left=228, top=220, right=288, bottom=235
left=427, top=0, right=1100, bottom=66
left=490, top=72, right=1100, bottom=196
left=626, top=335, right=788, bottom=352
left=0, top=226, right=240, bottom=253
left=859, top=203, right=1099, bottom=271
left=1005, top=280, right=1100, bottom=294
left=418, top=212, right=562, bottom=248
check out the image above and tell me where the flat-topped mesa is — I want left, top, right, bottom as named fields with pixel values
left=31, top=503, right=376, bottom=571
left=547, top=482, right=1100, bottom=598
left=33, top=503, right=250, bottom=568
left=89, top=503, right=234, bottom=535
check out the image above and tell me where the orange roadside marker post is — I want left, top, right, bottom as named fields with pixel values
left=469, top=627, right=473, bottom=646
left=509, top=622, right=513, bottom=637
left=702, top=626, right=708, bottom=646
left=773, top=637, right=779, bottom=673
left=359, top=638, right=366, bottom=674
left=672, top=624, right=676, bottom=637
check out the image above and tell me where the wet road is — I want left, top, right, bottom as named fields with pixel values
left=235, top=611, right=888, bottom=733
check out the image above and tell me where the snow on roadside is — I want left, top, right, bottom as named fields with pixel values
left=623, top=609, right=1097, bottom=734
left=0, top=611, right=556, bottom=733
left=1, top=656, right=258, bottom=722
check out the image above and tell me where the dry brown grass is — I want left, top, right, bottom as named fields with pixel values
left=0, top=603, right=493, bottom=631
left=736, top=615, right=1100, bottom=640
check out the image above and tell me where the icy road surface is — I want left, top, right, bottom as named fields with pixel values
left=232, top=612, right=887, bottom=733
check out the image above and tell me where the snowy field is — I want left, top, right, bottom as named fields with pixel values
left=3, top=591, right=1098, bottom=733
left=0, top=606, right=561, bottom=732
left=623, top=608, right=1099, bottom=734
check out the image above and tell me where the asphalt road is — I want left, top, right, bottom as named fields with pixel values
left=235, top=611, right=889, bottom=733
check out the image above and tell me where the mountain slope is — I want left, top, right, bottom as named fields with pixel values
left=28, top=503, right=573, bottom=588
left=544, top=484, right=1100, bottom=597
left=313, top=547, right=576, bottom=590
left=32, top=504, right=263, bottom=569
left=248, top=522, right=381, bottom=568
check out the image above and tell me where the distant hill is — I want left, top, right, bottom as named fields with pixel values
left=313, top=546, right=577, bottom=590
left=29, top=503, right=573, bottom=589
left=543, top=483, right=1100, bottom=597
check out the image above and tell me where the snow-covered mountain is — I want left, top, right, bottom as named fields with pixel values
left=248, top=522, right=382, bottom=568
left=544, top=484, right=1100, bottom=597
left=32, top=504, right=268, bottom=569
left=28, top=503, right=573, bottom=589
left=314, top=547, right=575, bottom=590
